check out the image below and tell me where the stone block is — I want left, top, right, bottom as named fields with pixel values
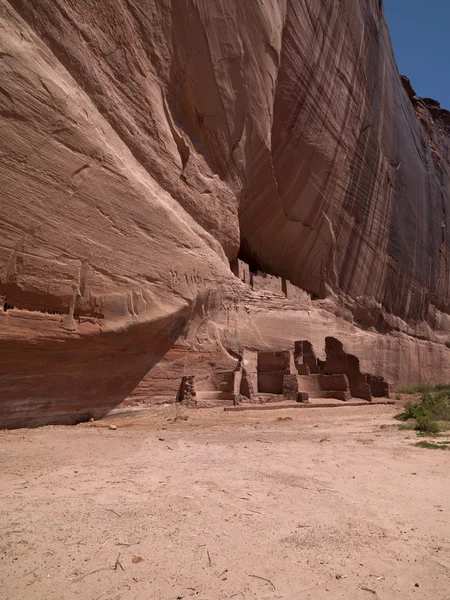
left=368, top=375, right=391, bottom=398
left=318, top=373, right=350, bottom=392
left=179, top=376, right=196, bottom=407
left=241, top=348, right=258, bottom=399
left=283, top=374, right=299, bottom=401
left=321, top=390, right=351, bottom=401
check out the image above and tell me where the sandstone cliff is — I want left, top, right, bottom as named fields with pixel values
left=1, top=0, right=450, bottom=427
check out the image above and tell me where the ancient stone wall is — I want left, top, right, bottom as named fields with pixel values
left=282, top=281, right=311, bottom=305
left=180, top=372, right=238, bottom=408
left=257, top=351, right=292, bottom=395
left=239, top=349, right=258, bottom=401
left=367, top=375, right=391, bottom=398
left=231, top=259, right=251, bottom=286
left=252, top=273, right=284, bottom=296
left=318, top=374, right=350, bottom=393
left=323, top=338, right=376, bottom=401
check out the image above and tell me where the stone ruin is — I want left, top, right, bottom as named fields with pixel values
left=178, top=371, right=241, bottom=408
left=179, top=337, right=390, bottom=408
left=230, top=258, right=311, bottom=304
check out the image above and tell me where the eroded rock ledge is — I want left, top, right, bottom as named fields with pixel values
left=1, top=0, right=450, bottom=427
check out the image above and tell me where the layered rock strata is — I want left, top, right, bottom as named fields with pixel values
left=1, top=0, right=450, bottom=426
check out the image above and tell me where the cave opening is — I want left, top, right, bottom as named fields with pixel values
left=232, top=237, right=324, bottom=301
left=237, top=237, right=269, bottom=275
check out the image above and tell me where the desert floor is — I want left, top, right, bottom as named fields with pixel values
left=1, top=402, right=449, bottom=599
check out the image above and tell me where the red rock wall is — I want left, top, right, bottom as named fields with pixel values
left=240, top=0, right=450, bottom=322
left=1, top=0, right=450, bottom=426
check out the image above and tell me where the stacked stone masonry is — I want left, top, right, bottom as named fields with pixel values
left=179, top=337, right=390, bottom=407
left=231, top=259, right=310, bottom=305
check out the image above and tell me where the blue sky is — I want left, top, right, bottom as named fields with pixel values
left=384, top=0, right=450, bottom=108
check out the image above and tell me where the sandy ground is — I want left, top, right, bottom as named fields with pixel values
left=1, top=403, right=449, bottom=600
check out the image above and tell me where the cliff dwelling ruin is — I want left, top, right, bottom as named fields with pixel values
left=179, top=336, right=390, bottom=408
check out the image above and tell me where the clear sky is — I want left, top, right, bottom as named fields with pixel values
left=383, top=0, right=450, bottom=109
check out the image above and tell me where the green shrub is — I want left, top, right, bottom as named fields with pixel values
left=415, top=416, right=440, bottom=434
left=398, top=422, right=416, bottom=430
left=397, top=393, right=450, bottom=422
left=395, top=383, right=450, bottom=396
left=434, top=384, right=450, bottom=394
left=396, top=401, right=421, bottom=421
left=395, top=384, right=434, bottom=395
left=394, top=389, right=450, bottom=437
left=419, top=394, right=450, bottom=421
left=415, top=441, right=448, bottom=450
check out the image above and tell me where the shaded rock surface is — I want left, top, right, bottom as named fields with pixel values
left=1, top=0, right=450, bottom=426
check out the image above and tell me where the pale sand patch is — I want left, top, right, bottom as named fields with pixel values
left=0, top=404, right=449, bottom=599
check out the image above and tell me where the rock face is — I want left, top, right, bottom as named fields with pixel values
left=1, top=0, right=450, bottom=427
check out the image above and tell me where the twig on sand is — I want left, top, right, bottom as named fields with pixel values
left=295, top=484, right=336, bottom=494
left=361, top=587, right=377, bottom=595
left=247, top=573, right=276, bottom=591
left=115, top=540, right=140, bottom=547
left=218, top=569, right=228, bottom=578
left=106, top=508, right=121, bottom=517
left=207, top=549, right=212, bottom=567
left=114, top=553, right=124, bottom=571
left=90, top=538, right=111, bottom=558
left=72, top=567, right=112, bottom=583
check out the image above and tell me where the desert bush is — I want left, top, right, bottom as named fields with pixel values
left=415, top=441, right=448, bottom=450
left=415, top=416, right=440, bottom=434
left=434, top=384, right=450, bottom=395
left=397, top=393, right=450, bottom=422
left=395, top=389, right=450, bottom=439
left=395, top=383, right=435, bottom=395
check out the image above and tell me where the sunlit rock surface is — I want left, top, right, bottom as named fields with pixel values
left=1, top=0, right=450, bottom=426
